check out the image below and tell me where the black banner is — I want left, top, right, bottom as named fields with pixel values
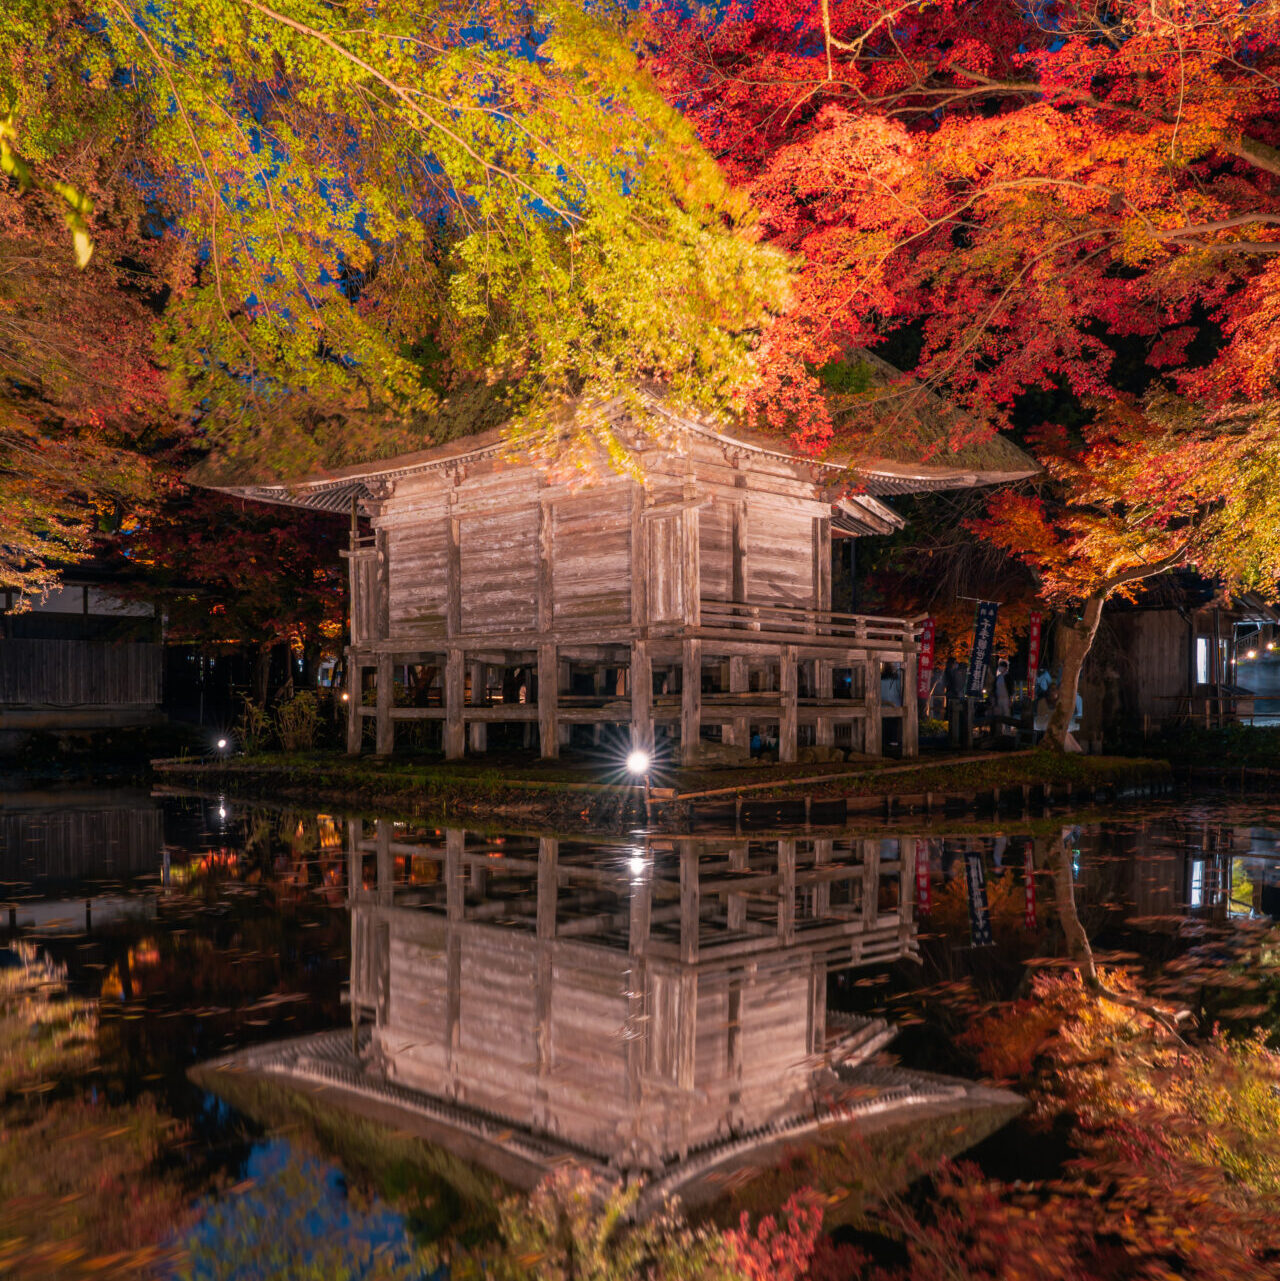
left=964, top=851, right=994, bottom=947
left=964, top=601, right=999, bottom=697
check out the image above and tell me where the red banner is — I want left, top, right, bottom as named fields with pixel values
left=1027, top=610, right=1043, bottom=686
left=915, top=839, right=931, bottom=916
left=917, top=618, right=936, bottom=701
left=1024, top=846, right=1037, bottom=931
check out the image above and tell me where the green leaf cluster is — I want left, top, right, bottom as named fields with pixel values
left=5, top=0, right=789, bottom=480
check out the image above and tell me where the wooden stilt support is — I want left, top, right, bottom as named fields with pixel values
left=375, top=652, right=394, bottom=756
left=903, top=646, right=919, bottom=758
left=727, top=655, right=749, bottom=748
left=346, top=654, right=363, bottom=755
left=780, top=644, right=798, bottom=763
left=538, top=643, right=559, bottom=759
left=444, top=649, right=465, bottom=760
left=630, top=639, right=652, bottom=751
left=681, top=638, right=702, bottom=765
left=468, top=660, right=487, bottom=754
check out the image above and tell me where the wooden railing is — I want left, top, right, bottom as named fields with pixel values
left=699, top=599, right=920, bottom=647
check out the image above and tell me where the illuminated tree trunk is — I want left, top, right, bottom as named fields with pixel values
left=1043, top=591, right=1106, bottom=752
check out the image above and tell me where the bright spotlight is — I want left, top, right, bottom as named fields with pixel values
left=216, top=737, right=228, bottom=750
left=626, top=749, right=651, bottom=775
left=340, top=691, right=350, bottom=702
left=1269, top=643, right=1277, bottom=652
left=1247, top=649, right=1258, bottom=660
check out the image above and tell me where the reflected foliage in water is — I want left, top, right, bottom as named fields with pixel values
left=4, top=789, right=1280, bottom=1277
left=177, top=1141, right=429, bottom=1281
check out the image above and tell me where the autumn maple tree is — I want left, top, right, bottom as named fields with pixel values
left=646, top=0, right=1280, bottom=741
left=0, top=5, right=170, bottom=595
left=5, top=0, right=789, bottom=488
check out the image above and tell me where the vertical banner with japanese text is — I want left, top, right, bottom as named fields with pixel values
left=1024, top=846, right=1037, bottom=931
left=915, top=839, right=931, bottom=916
left=1027, top=610, right=1043, bottom=686
left=965, top=851, right=994, bottom=947
left=964, top=602, right=999, bottom=698
left=917, top=618, right=936, bottom=702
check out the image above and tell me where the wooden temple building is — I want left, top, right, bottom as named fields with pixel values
left=214, top=374, right=1035, bottom=764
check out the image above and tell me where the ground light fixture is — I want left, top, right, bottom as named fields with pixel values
left=626, top=748, right=652, bottom=823
left=1247, top=649, right=1259, bottom=660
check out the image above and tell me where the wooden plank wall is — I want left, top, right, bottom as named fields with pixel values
left=386, top=522, right=449, bottom=637
left=461, top=502, right=538, bottom=633
left=553, top=492, right=631, bottom=625
left=0, top=804, right=163, bottom=881
left=0, top=640, right=162, bottom=707
left=699, top=501, right=734, bottom=602
left=744, top=500, right=814, bottom=608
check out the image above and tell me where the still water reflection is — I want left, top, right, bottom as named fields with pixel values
left=1, top=787, right=1278, bottom=1275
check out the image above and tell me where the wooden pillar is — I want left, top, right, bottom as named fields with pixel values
left=538, top=643, right=559, bottom=759
left=732, top=500, right=748, bottom=603
left=815, top=659, right=833, bottom=747
left=558, top=658, right=572, bottom=748
left=806, top=959, right=827, bottom=1056
left=727, top=973, right=744, bottom=1129
left=780, top=644, right=798, bottom=763
left=346, top=819, right=362, bottom=903
left=681, top=638, right=702, bottom=765
left=445, top=828, right=465, bottom=922
left=630, top=639, right=652, bottom=751
left=682, top=496, right=701, bottom=628
left=903, top=646, right=919, bottom=758
left=679, top=840, right=700, bottom=964
left=863, top=839, right=880, bottom=928
left=727, top=844, right=748, bottom=931
left=593, top=665, right=606, bottom=745
left=813, top=838, right=833, bottom=918
left=346, top=655, right=363, bottom=755
left=812, top=517, right=831, bottom=616
left=444, top=649, right=465, bottom=760
left=375, top=818, right=393, bottom=904
left=469, top=660, right=487, bottom=754
left=536, top=837, right=558, bottom=939
left=375, top=652, right=394, bottom=757
left=777, top=838, right=796, bottom=945
left=534, top=837, right=558, bottom=1125
left=864, top=652, right=882, bottom=757
left=726, top=655, right=749, bottom=747
left=446, top=513, right=461, bottom=638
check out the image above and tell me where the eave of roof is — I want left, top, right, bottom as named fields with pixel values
left=203, top=386, right=1038, bottom=515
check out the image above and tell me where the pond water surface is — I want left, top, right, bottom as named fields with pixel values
left=2, top=785, right=1279, bottom=1277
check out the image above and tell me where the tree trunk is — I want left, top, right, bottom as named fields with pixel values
left=1047, top=832, right=1188, bottom=1035
left=254, top=644, right=273, bottom=706
left=1042, top=590, right=1107, bottom=751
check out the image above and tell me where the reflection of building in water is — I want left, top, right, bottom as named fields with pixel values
left=347, top=825, right=919, bottom=1175
left=0, top=790, right=163, bottom=884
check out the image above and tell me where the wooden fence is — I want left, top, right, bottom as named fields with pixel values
left=0, top=639, right=162, bottom=707
left=0, top=802, right=164, bottom=882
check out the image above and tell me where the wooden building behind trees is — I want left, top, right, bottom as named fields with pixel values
left=215, top=381, right=1036, bottom=764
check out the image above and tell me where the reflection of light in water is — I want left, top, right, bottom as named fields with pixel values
left=629, top=855, right=647, bottom=877
left=1190, top=859, right=1205, bottom=908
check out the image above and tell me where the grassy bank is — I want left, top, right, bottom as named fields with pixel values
left=154, top=747, right=1172, bottom=832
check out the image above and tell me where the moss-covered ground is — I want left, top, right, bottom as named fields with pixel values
left=154, top=747, right=1171, bottom=832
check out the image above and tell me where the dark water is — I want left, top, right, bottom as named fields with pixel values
left=2, top=786, right=1279, bottom=1276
